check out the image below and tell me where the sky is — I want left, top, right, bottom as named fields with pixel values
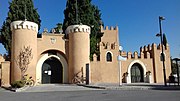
left=0, top=0, right=180, bottom=58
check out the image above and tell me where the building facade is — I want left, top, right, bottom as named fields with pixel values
left=0, top=20, right=171, bottom=86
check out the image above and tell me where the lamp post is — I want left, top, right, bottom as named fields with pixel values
left=117, top=46, right=126, bottom=86
left=117, top=55, right=122, bottom=86
left=156, top=16, right=167, bottom=86
left=173, top=58, right=180, bottom=86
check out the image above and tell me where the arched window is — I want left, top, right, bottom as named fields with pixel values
left=106, top=52, right=112, bottom=62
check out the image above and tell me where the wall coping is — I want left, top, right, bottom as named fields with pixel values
left=11, top=20, right=38, bottom=32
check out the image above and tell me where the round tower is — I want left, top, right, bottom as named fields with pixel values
left=66, top=25, right=90, bottom=83
left=11, top=20, right=38, bottom=82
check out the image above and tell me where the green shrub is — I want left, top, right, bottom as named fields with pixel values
left=11, top=80, right=25, bottom=88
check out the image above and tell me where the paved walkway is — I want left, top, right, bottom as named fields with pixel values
left=1, top=83, right=180, bottom=92
left=83, top=83, right=180, bottom=90
left=12, top=84, right=101, bottom=92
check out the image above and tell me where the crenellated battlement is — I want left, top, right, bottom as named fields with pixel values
left=120, top=51, right=151, bottom=60
left=140, top=44, right=152, bottom=52
left=140, top=43, right=169, bottom=53
left=65, top=25, right=91, bottom=34
left=11, top=20, right=38, bottom=32
left=101, top=25, right=118, bottom=32
left=120, top=43, right=169, bottom=60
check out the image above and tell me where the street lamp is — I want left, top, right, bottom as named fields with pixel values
left=156, top=16, right=167, bottom=86
left=172, top=58, right=180, bottom=86
left=117, top=46, right=126, bottom=86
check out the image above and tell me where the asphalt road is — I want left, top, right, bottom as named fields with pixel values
left=0, top=90, right=180, bottom=101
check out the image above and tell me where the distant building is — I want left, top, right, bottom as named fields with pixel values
left=0, top=20, right=171, bottom=86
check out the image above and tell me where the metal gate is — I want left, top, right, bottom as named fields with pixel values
left=131, top=63, right=144, bottom=83
left=42, top=57, right=63, bottom=84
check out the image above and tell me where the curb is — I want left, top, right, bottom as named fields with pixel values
left=106, top=86, right=152, bottom=90
left=79, top=84, right=180, bottom=90
left=2, top=86, right=30, bottom=92
left=77, top=84, right=106, bottom=89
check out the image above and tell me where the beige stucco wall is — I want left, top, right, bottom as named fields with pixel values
left=0, top=55, right=5, bottom=81
left=35, top=33, right=68, bottom=84
left=67, top=25, right=90, bottom=83
left=121, top=58, right=154, bottom=83
left=1, top=61, right=10, bottom=87
left=11, top=21, right=38, bottom=82
left=91, top=60, right=119, bottom=83
left=120, top=43, right=171, bottom=84
left=90, top=26, right=119, bottom=83
left=37, top=33, right=66, bottom=56
left=152, top=44, right=171, bottom=83
left=90, top=26, right=171, bottom=84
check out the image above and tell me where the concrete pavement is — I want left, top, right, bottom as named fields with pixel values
left=24, top=84, right=102, bottom=92
left=1, top=84, right=102, bottom=92
left=1, top=83, right=180, bottom=92
left=81, top=83, right=180, bottom=90
left=0, top=88, right=180, bottom=101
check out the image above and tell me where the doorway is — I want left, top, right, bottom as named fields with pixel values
left=131, top=63, right=144, bottom=83
left=42, top=57, right=63, bottom=84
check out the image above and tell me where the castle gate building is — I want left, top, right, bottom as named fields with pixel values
left=0, top=20, right=171, bottom=86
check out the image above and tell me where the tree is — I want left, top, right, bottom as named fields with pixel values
left=51, top=23, right=63, bottom=33
left=16, top=46, right=33, bottom=79
left=163, top=34, right=167, bottom=48
left=63, top=0, right=103, bottom=60
left=0, top=0, right=41, bottom=59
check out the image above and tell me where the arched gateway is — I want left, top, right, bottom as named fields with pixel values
left=36, top=51, right=68, bottom=84
left=42, top=57, right=63, bottom=84
left=127, top=60, right=146, bottom=83
left=131, top=63, right=144, bottom=83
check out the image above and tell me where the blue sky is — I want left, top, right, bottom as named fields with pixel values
left=0, top=0, right=180, bottom=58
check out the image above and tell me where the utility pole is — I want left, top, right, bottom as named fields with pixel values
left=156, top=16, right=167, bottom=86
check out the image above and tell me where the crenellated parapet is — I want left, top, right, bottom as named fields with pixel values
left=120, top=51, right=127, bottom=57
left=134, top=51, right=138, bottom=59
left=140, top=52, right=144, bottom=59
left=127, top=52, right=132, bottom=59
left=119, top=43, right=170, bottom=61
left=65, top=25, right=90, bottom=34
left=124, top=43, right=170, bottom=60
left=140, top=43, right=169, bottom=53
left=140, top=44, right=153, bottom=52
left=120, top=50, right=151, bottom=60
left=11, top=20, right=38, bottom=32
left=157, top=43, right=169, bottom=50
left=101, top=25, right=118, bottom=32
